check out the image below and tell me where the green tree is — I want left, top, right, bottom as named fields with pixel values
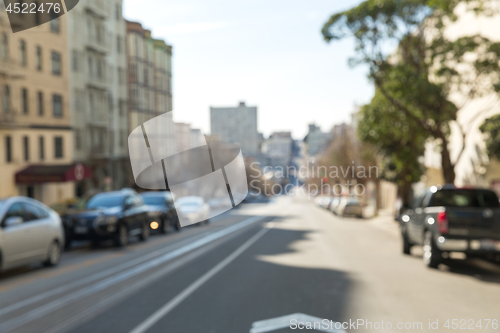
left=322, top=0, right=500, bottom=184
left=480, top=115, right=500, bottom=160
left=358, top=90, right=427, bottom=205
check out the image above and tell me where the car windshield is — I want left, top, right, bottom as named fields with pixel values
left=141, top=196, right=165, bottom=206
left=429, top=190, right=500, bottom=208
left=86, top=195, right=124, bottom=209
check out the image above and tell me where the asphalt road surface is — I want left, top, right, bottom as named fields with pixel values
left=1, top=195, right=500, bottom=333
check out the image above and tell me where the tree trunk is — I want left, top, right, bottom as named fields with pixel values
left=399, top=180, right=413, bottom=208
left=440, top=137, right=456, bottom=184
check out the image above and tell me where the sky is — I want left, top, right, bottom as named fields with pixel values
left=123, top=0, right=373, bottom=139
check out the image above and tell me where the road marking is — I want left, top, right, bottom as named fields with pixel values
left=250, top=313, right=346, bottom=333
left=129, top=223, right=273, bottom=333
left=0, top=215, right=267, bottom=332
left=0, top=228, right=218, bottom=317
left=47, top=238, right=228, bottom=333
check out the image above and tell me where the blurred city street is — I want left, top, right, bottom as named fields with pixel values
left=3, top=0, right=500, bottom=332
left=0, top=194, right=499, bottom=333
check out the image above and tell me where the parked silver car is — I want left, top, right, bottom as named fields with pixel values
left=334, top=197, right=363, bottom=218
left=0, top=197, right=64, bottom=272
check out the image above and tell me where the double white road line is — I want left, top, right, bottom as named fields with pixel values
left=0, top=215, right=268, bottom=333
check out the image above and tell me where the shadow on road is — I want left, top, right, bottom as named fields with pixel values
left=439, top=259, right=500, bottom=284
left=407, top=247, right=500, bottom=284
left=137, top=219, right=354, bottom=333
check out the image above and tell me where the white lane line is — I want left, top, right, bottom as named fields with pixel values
left=0, top=215, right=267, bottom=332
left=129, top=224, right=273, bottom=333
left=47, top=239, right=226, bottom=333
left=0, top=230, right=213, bottom=318
left=250, top=313, right=346, bottom=333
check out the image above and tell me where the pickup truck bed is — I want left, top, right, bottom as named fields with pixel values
left=401, top=187, right=500, bottom=268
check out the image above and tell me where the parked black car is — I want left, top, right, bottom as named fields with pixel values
left=140, top=191, right=180, bottom=233
left=401, top=185, right=500, bottom=268
left=64, top=189, right=150, bottom=248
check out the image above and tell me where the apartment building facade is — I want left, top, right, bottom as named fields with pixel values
left=126, top=21, right=174, bottom=160
left=66, top=0, right=129, bottom=195
left=210, top=101, right=259, bottom=157
left=0, top=5, right=77, bottom=205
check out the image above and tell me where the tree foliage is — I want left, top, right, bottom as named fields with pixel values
left=480, top=115, right=500, bottom=160
left=358, top=90, right=427, bottom=204
left=322, top=0, right=500, bottom=184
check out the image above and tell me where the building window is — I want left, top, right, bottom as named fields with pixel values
left=54, top=137, right=63, bottom=159
left=72, top=50, right=78, bottom=72
left=51, top=51, right=61, bottom=75
left=118, top=67, right=125, bottom=84
left=115, top=4, right=121, bottom=21
left=23, top=136, right=29, bottom=161
left=50, top=14, right=60, bottom=33
left=119, top=100, right=126, bottom=115
left=53, top=94, right=63, bottom=117
left=88, top=56, right=93, bottom=76
left=75, top=129, right=81, bottom=150
left=19, top=40, right=27, bottom=66
left=39, top=136, right=44, bottom=160
left=5, top=136, right=12, bottom=162
left=1, top=33, right=8, bottom=60
left=120, top=130, right=125, bottom=147
left=97, top=59, right=103, bottom=79
left=38, top=91, right=44, bottom=116
left=2, top=85, right=10, bottom=112
left=36, top=46, right=42, bottom=71
left=22, top=88, right=28, bottom=114
left=117, top=36, right=121, bottom=53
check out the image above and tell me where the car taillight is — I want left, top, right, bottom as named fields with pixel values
left=437, top=211, right=448, bottom=234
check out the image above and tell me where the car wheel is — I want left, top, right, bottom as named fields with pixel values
left=161, top=219, right=170, bottom=235
left=44, top=241, right=61, bottom=267
left=423, top=231, right=441, bottom=268
left=115, top=224, right=128, bottom=247
left=139, top=221, right=150, bottom=241
left=402, top=227, right=412, bottom=255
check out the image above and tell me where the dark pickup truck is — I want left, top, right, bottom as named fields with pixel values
left=401, top=186, right=500, bottom=268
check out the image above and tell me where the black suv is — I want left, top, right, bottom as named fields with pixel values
left=140, top=191, right=180, bottom=234
left=65, top=189, right=150, bottom=248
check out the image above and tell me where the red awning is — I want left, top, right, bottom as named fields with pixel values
left=15, top=163, right=92, bottom=184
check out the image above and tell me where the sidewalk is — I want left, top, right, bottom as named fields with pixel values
left=365, top=209, right=400, bottom=237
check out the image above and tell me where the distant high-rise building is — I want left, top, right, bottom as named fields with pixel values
left=262, top=132, right=293, bottom=169
left=210, top=101, right=259, bottom=157
left=190, top=128, right=204, bottom=148
left=175, top=122, right=192, bottom=153
left=304, top=123, right=331, bottom=156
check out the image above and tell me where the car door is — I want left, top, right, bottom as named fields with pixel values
left=0, top=203, right=33, bottom=268
left=22, top=203, right=52, bottom=259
